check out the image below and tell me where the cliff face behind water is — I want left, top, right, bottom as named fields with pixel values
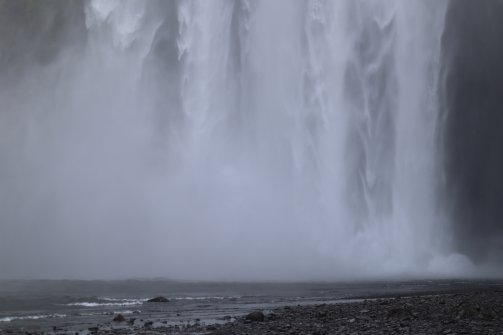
left=0, top=0, right=85, bottom=76
left=443, top=0, right=503, bottom=262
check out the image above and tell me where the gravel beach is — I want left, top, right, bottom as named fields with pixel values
left=3, top=287, right=501, bottom=335
left=206, top=290, right=503, bottom=335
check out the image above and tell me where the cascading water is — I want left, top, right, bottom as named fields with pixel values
left=0, top=0, right=474, bottom=279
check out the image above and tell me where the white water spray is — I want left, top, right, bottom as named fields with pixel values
left=0, top=0, right=468, bottom=279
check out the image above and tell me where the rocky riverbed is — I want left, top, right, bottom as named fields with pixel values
left=5, top=289, right=501, bottom=335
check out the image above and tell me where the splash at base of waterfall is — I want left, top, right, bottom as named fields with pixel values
left=0, top=0, right=483, bottom=280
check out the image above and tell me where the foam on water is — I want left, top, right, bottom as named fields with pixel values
left=0, top=314, right=67, bottom=323
left=67, top=300, right=145, bottom=307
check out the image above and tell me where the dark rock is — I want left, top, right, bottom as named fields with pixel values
left=147, top=296, right=169, bottom=303
left=87, top=327, right=99, bottom=333
left=387, top=307, right=405, bottom=318
left=267, top=312, right=278, bottom=320
left=113, top=314, right=125, bottom=322
left=245, top=310, right=265, bottom=322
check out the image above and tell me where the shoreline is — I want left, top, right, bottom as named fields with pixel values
left=206, top=290, right=503, bottom=335
left=1, top=287, right=502, bottom=334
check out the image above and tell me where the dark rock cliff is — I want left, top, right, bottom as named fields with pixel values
left=442, top=0, right=503, bottom=261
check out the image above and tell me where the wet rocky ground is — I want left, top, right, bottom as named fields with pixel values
left=4, top=289, right=502, bottom=334
left=207, top=290, right=503, bottom=335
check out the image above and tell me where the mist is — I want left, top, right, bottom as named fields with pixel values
left=0, top=0, right=500, bottom=281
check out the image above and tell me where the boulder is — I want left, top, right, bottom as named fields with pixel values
left=245, top=310, right=265, bottom=322
left=113, top=314, right=125, bottom=322
left=147, top=296, right=169, bottom=303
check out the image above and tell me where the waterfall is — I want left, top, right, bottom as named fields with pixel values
left=0, top=0, right=475, bottom=279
